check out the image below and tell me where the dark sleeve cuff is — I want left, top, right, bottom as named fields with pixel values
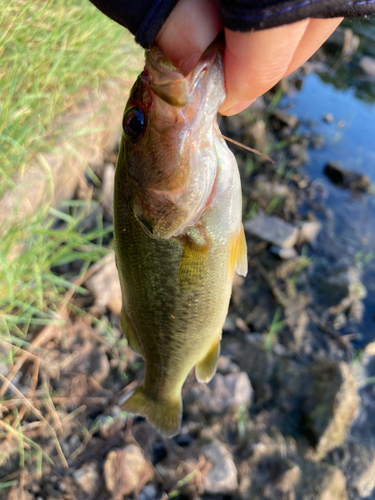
left=88, top=0, right=179, bottom=47
left=218, top=0, right=375, bottom=31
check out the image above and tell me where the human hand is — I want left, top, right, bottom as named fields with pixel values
left=156, top=0, right=342, bottom=115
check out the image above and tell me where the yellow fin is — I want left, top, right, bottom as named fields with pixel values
left=121, top=309, right=143, bottom=356
left=178, top=239, right=209, bottom=290
left=121, top=384, right=182, bottom=437
left=195, top=335, right=221, bottom=383
left=229, top=224, right=248, bottom=278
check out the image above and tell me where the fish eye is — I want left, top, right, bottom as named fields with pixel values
left=122, top=107, right=146, bottom=141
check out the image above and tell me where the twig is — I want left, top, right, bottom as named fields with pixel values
left=0, top=373, right=68, bottom=468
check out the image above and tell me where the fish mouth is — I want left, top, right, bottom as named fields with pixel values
left=144, top=45, right=221, bottom=109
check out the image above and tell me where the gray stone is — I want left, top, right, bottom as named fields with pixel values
left=289, top=143, right=308, bottom=163
left=73, top=461, right=101, bottom=500
left=184, top=371, right=252, bottom=418
left=270, top=245, right=298, bottom=260
left=296, top=220, right=321, bottom=245
left=295, top=460, right=348, bottom=500
left=330, top=442, right=375, bottom=498
left=104, top=444, right=154, bottom=497
left=244, top=215, right=299, bottom=248
left=201, top=440, right=238, bottom=494
left=359, top=56, right=375, bottom=78
left=272, top=109, right=299, bottom=128
left=303, top=361, right=359, bottom=458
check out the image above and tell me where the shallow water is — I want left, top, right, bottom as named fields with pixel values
left=281, top=20, right=375, bottom=345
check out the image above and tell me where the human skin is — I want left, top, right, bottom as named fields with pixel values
left=156, top=0, right=343, bottom=115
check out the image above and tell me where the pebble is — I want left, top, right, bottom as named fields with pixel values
left=296, top=220, right=321, bottom=245
left=201, top=440, right=238, bottom=494
left=359, top=56, right=375, bottom=78
left=104, top=444, right=154, bottom=497
left=324, top=113, right=334, bottom=123
left=272, top=109, right=299, bottom=128
left=269, top=245, right=298, bottom=260
left=73, top=461, right=101, bottom=500
left=330, top=442, right=375, bottom=498
left=244, top=215, right=299, bottom=248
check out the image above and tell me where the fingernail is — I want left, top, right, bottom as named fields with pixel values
left=220, top=99, right=256, bottom=116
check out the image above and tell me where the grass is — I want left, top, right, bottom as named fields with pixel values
left=0, top=0, right=142, bottom=480
left=0, top=0, right=141, bottom=195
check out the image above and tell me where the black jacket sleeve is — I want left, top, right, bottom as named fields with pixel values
left=88, top=0, right=375, bottom=48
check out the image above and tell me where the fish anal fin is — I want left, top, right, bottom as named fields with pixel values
left=195, top=335, right=221, bottom=383
left=121, top=384, right=182, bottom=437
left=178, top=230, right=210, bottom=290
left=229, top=223, right=248, bottom=278
left=121, top=309, right=143, bottom=356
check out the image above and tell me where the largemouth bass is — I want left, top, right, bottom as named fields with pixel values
left=114, top=45, right=247, bottom=436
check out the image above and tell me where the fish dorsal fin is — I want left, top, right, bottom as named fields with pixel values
left=229, top=224, right=248, bottom=277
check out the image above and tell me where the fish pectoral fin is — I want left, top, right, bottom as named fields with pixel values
left=195, top=335, right=221, bottom=383
left=121, top=385, right=182, bottom=437
left=230, top=223, right=248, bottom=278
left=121, top=309, right=143, bottom=356
left=178, top=235, right=210, bottom=290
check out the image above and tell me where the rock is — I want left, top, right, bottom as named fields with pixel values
left=238, top=429, right=301, bottom=500
left=200, top=440, right=238, bottom=494
left=359, top=56, right=375, bottom=78
left=73, top=461, right=101, bottom=500
left=104, top=444, right=154, bottom=498
left=209, top=372, right=253, bottom=411
left=222, top=336, right=275, bottom=404
left=289, top=143, right=308, bottom=164
left=324, top=161, right=371, bottom=192
left=184, top=371, right=253, bottom=418
left=7, top=488, right=33, bottom=500
left=139, top=484, right=158, bottom=500
left=296, top=220, right=321, bottom=245
left=312, top=261, right=366, bottom=308
left=85, top=251, right=122, bottom=315
left=295, top=460, right=347, bottom=500
left=324, top=113, right=334, bottom=123
left=269, top=245, right=298, bottom=260
left=244, top=215, right=299, bottom=248
left=330, top=442, right=375, bottom=498
left=272, top=109, right=299, bottom=128
left=101, top=162, right=115, bottom=216
left=303, top=361, right=359, bottom=458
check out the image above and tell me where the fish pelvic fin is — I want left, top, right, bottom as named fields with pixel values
left=230, top=223, right=248, bottom=278
left=121, top=309, right=143, bottom=356
left=195, top=335, right=221, bottom=383
left=178, top=234, right=210, bottom=290
left=121, top=385, right=182, bottom=437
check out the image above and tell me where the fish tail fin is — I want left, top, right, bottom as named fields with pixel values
left=121, top=385, right=182, bottom=437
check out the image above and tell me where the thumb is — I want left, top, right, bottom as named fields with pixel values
left=156, top=0, right=222, bottom=76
